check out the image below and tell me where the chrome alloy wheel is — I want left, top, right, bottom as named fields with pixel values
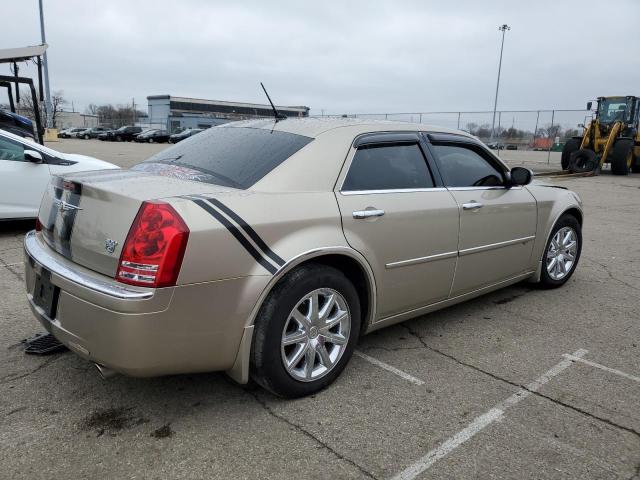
left=546, top=226, right=578, bottom=280
left=281, top=288, right=351, bottom=382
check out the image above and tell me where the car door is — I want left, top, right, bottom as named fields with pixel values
left=336, top=133, right=460, bottom=319
left=427, top=134, right=537, bottom=296
left=0, top=135, right=51, bottom=219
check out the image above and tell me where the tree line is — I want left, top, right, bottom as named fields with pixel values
left=84, top=104, right=146, bottom=128
left=465, top=122, right=580, bottom=143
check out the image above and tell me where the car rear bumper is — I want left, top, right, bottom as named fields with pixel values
left=24, top=231, right=269, bottom=377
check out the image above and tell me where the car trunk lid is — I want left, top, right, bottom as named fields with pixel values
left=38, top=169, right=233, bottom=277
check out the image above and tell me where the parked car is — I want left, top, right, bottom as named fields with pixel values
left=23, top=118, right=583, bottom=398
left=0, top=110, right=35, bottom=140
left=506, top=144, right=518, bottom=150
left=0, top=128, right=119, bottom=220
left=57, top=128, right=73, bottom=138
left=169, top=128, right=203, bottom=143
left=79, top=127, right=109, bottom=139
left=59, top=127, right=87, bottom=139
left=485, top=142, right=505, bottom=150
left=98, top=126, right=143, bottom=142
left=135, top=129, right=170, bottom=143
left=72, top=128, right=92, bottom=138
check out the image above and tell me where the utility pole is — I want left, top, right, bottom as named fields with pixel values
left=490, top=24, right=510, bottom=143
left=38, top=0, right=53, bottom=128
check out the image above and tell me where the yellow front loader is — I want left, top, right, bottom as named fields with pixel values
left=562, top=96, right=640, bottom=175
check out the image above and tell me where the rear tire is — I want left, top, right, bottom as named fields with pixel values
left=561, top=138, right=581, bottom=170
left=251, top=264, right=360, bottom=398
left=569, top=149, right=597, bottom=173
left=611, top=139, right=633, bottom=175
left=539, top=214, right=582, bottom=289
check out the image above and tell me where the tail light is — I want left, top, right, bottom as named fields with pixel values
left=116, top=201, right=189, bottom=288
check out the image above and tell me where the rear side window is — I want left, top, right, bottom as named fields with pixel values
left=432, top=144, right=504, bottom=187
left=134, top=127, right=313, bottom=189
left=342, top=143, right=434, bottom=191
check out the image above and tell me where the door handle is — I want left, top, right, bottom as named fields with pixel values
left=462, top=201, right=483, bottom=210
left=353, top=209, right=385, bottom=219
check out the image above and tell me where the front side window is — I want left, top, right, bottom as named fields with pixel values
left=432, top=144, right=504, bottom=188
left=0, top=136, right=25, bottom=162
left=342, top=143, right=434, bottom=191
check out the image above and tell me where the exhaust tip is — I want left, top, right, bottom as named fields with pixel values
left=94, top=363, right=117, bottom=379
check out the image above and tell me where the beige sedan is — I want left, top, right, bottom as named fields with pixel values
left=24, top=118, right=583, bottom=397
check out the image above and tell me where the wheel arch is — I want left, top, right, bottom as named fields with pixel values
left=249, top=247, right=377, bottom=332
left=530, top=204, right=583, bottom=284
left=563, top=207, right=583, bottom=226
left=225, top=247, right=377, bottom=384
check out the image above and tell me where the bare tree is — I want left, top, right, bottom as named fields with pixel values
left=85, top=103, right=98, bottom=115
left=538, top=123, right=562, bottom=139
left=17, top=89, right=67, bottom=128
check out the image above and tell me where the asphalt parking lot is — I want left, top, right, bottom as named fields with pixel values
left=1, top=139, right=639, bottom=479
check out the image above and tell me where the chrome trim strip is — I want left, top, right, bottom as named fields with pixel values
left=24, top=231, right=153, bottom=300
left=385, top=251, right=457, bottom=269
left=459, top=235, right=536, bottom=256
left=121, top=261, right=159, bottom=272
left=448, top=186, right=522, bottom=191
left=340, top=187, right=448, bottom=196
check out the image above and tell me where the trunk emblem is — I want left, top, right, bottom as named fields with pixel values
left=53, top=199, right=82, bottom=212
left=105, top=239, right=118, bottom=254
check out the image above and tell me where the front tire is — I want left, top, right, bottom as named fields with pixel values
left=539, top=214, right=582, bottom=288
left=611, top=139, right=633, bottom=175
left=251, top=264, right=360, bottom=398
left=632, top=152, right=640, bottom=174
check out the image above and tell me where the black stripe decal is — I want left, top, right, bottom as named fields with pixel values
left=191, top=199, right=278, bottom=275
left=206, top=198, right=285, bottom=267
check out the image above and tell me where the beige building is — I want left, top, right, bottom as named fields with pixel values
left=56, top=111, right=98, bottom=129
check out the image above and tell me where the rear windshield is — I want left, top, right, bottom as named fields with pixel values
left=133, top=126, right=313, bottom=189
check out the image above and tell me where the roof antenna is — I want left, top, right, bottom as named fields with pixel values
left=260, top=82, right=287, bottom=121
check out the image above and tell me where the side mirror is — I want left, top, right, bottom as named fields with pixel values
left=24, top=150, right=44, bottom=163
left=586, top=101, right=593, bottom=111
left=510, top=167, right=533, bottom=186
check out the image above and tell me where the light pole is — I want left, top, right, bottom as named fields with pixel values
left=38, top=0, right=53, bottom=128
left=490, top=24, right=510, bottom=143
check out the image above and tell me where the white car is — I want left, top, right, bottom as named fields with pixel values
left=0, top=129, right=119, bottom=219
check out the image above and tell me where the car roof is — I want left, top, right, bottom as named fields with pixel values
left=221, top=117, right=471, bottom=139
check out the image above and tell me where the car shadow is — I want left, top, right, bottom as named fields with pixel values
left=0, top=219, right=35, bottom=234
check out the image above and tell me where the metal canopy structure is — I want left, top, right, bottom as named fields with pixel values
left=0, top=44, right=48, bottom=64
left=0, top=44, right=48, bottom=144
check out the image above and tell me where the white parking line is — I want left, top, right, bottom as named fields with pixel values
left=563, top=354, right=640, bottom=384
left=354, top=350, right=425, bottom=386
left=2, top=263, right=22, bottom=267
left=391, top=349, right=588, bottom=480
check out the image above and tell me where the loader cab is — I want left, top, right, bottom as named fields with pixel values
left=595, top=96, right=637, bottom=126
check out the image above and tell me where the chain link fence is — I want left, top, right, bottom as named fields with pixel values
left=318, top=109, right=592, bottom=151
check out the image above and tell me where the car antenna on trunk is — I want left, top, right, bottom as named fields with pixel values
left=260, top=82, right=287, bottom=121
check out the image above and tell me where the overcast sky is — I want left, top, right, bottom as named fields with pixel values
left=3, top=0, right=640, bottom=116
